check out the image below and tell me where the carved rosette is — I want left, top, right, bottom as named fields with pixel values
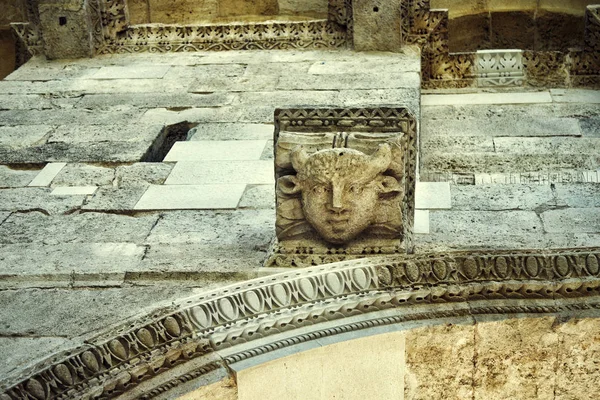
left=2, top=248, right=600, bottom=399
left=266, top=107, right=417, bottom=268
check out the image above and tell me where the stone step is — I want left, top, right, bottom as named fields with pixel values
left=422, top=103, right=600, bottom=121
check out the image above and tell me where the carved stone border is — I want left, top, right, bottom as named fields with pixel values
left=2, top=247, right=600, bottom=399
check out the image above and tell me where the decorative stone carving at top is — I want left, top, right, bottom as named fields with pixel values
left=475, top=49, right=524, bottom=87
left=266, top=107, right=417, bottom=268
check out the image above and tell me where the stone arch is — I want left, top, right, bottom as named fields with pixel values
left=2, top=247, right=600, bottom=399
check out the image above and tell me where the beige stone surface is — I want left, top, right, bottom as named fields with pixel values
left=237, top=331, right=405, bottom=400
left=177, top=377, right=237, bottom=400
left=405, top=322, right=475, bottom=400
left=473, top=317, right=558, bottom=400
left=353, top=0, right=402, bottom=51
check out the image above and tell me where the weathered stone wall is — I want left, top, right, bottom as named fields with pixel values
left=234, top=316, right=600, bottom=400
left=127, top=0, right=329, bottom=25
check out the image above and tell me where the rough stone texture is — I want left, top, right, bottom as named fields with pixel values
left=82, top=186, right=148, bottom=211
left=145, top=210, right=273, bottom=247
left=38, top=0, right=93, bottom=59
left=352, top=0, right=402, bottom=51
left=0, top=126, right=53, bottom=148
left=75, top=92, right=235, bottom=110
left=189, top=123, right=273, bottom=141
left=430, top=210, right=543, bottom=235
left=0, top=188, right=85, bottom=214
left=450, top=184, right=555, bottom=211
left=0, top=338, right=79, bottom=384
left=541, top=208, right=600, bottom=233
left=0, top=286, right=201, bottom=337
left=51, top=163, right=115, bottom=187
left=175, top=377, right=237, bottom=400
left=473, top=317, right=558, bottom=400
left=0, top=212, right=160, bottom=244
left=580, top=118, right=600, bottom=137
left=0, top=166, right=39, bottom=188
left=405, top=322, right=475, bottom=400
left=114, top=163, right=174, bottom=187
left=490, top=11, right=535, bottom=49
left=0, top=243, right=146, bottom=288
left=238, top=185, right=275, bottom=209
left=422, top=117, right=582, bottom=137
left=448, top=13, right=491, bottom=52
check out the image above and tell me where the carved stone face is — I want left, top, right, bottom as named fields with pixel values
left=278, top=144, right=400, bottom=244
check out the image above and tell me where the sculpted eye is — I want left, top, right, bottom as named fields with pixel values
left=312, top=185, right=328, bottom=194
left=349, top=185, right=363, bottom=194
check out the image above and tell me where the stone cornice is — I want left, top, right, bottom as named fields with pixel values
left=2, top=247, right=600, bottom=399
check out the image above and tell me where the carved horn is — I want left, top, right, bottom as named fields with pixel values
left=291, top=146, right=310, bottom=172
left=367, top=144, right=392, bottom=175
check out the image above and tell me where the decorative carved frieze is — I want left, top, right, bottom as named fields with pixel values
left=266, top=107, right=417, bottom=267
left=2, top=248, right=600, bottom=399
left=476, top=50, right=524, bottom=87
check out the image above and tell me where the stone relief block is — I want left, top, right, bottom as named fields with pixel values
left=475, top=49, right=524, bottom=87
left=266, top=107, right=417, bottom=267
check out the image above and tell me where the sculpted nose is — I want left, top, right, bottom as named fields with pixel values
left=329, top=185, right=346, bottom=212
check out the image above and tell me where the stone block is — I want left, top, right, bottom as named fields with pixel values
left=415, top=182, right=451, bottom=209
left=430, top=210, right=543, bottom=235
left=69, top=78, right=193, bottom=94
left=0, top=94, right=80, bottom=110
left=405, top=323, right=475, bottom=400
left=164, top=160, right=274, bottom=185
left=243, top=62, right=311, bottom=76
left=163, top=64, right=246, bottom=80
left=4, top=65, right=99, bottom=81
left=139, top=107, right=239, bottom=125
left=421, top=117, right=581, bottom=137
left=28, top=163, right=66, bottom=187
left=555, top=318, right=600, bottom=400
left=0, top=212, right=160, bottom=244
left=237, top=90, right=340, bottom=107
left=421, top=153, right=599, bottom=173
left=550, top=89, right=600, bottom=103
left=490, top=11, right=535, bottom=49
left=51, top=163, right=115, bottom=187
left=554, top=183, right=600, bottom=207
left=0, top=337, right=79, bottom=384
left=139, top=242, right=266, bottom=276
left=0, top=166, right=39, bottom=188
left=82, top=186, right=148, bottom=211
left=534, top=11, right=585, bottom=51
left=493, top=137, right=600, bottom=154
left=48, top=124, right=163, bottom=144
left=421, top=135, right=495, bottom=152
left=190, top=74, right=278, bottom=92
left=421, top=92, right=552, bottom=106
left=0, top=286, right=199, bottom=337
left=75, top=92, right=235, bottom=110
left=0, top=125, right=52, bottom=148
left=134, top=184, right=246, bottom=210
left=308, top=58, right=420, bottom=74
left=148, top=0, right=218, bottom=24
left=337, top=88, right=420, bottom=115
left=38, top=0, right=93, bottom=58
left=0, top=108, right=145, bottom=126
left=238, top=184, right=275, bottom=209
left=422, top=103, right=600, bottom=121
left=414, top=210, right=430, bottom=234
left=0, top=212, right=10, bottom=224
left=114, top=163, right=174, bottom=187
left=0, top=243, right=145, bottom=288
left=0, top=187, right=85, bottom=214
left=188, top=123, right=273, bottom=140
left=473, top=317, right=558, bottom=400
left=352, top=0, right=402, bottom=51
left=448, top=13, right=491, bottom=52
left=144, top=209, right=274, bottom=246
left=277, top=72, right=420, bottom=90
left=90, top=65, right=171, bottom=80
left=164, top=140, right=268, bottom=161
left=450, top=184, right=554, bottom=211
left=278, top=0, right=328, bottom=16
left=541, top=208, right=600, bottom=233
left=51, top=186, right=97, bottom=195
left=127, top=0, right=150, bottom=24
left=260, top=140, right=274, bottom=160
left=580, top=118, right=600, bottom=137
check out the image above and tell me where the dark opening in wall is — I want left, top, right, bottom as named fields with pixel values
left=0, top=29, right=16, bottom=80
left=59, top=16, right=67, bottom=26
left=448, top=11, right=586, bottom=53
left=141, top=121, right=198, bottom=162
